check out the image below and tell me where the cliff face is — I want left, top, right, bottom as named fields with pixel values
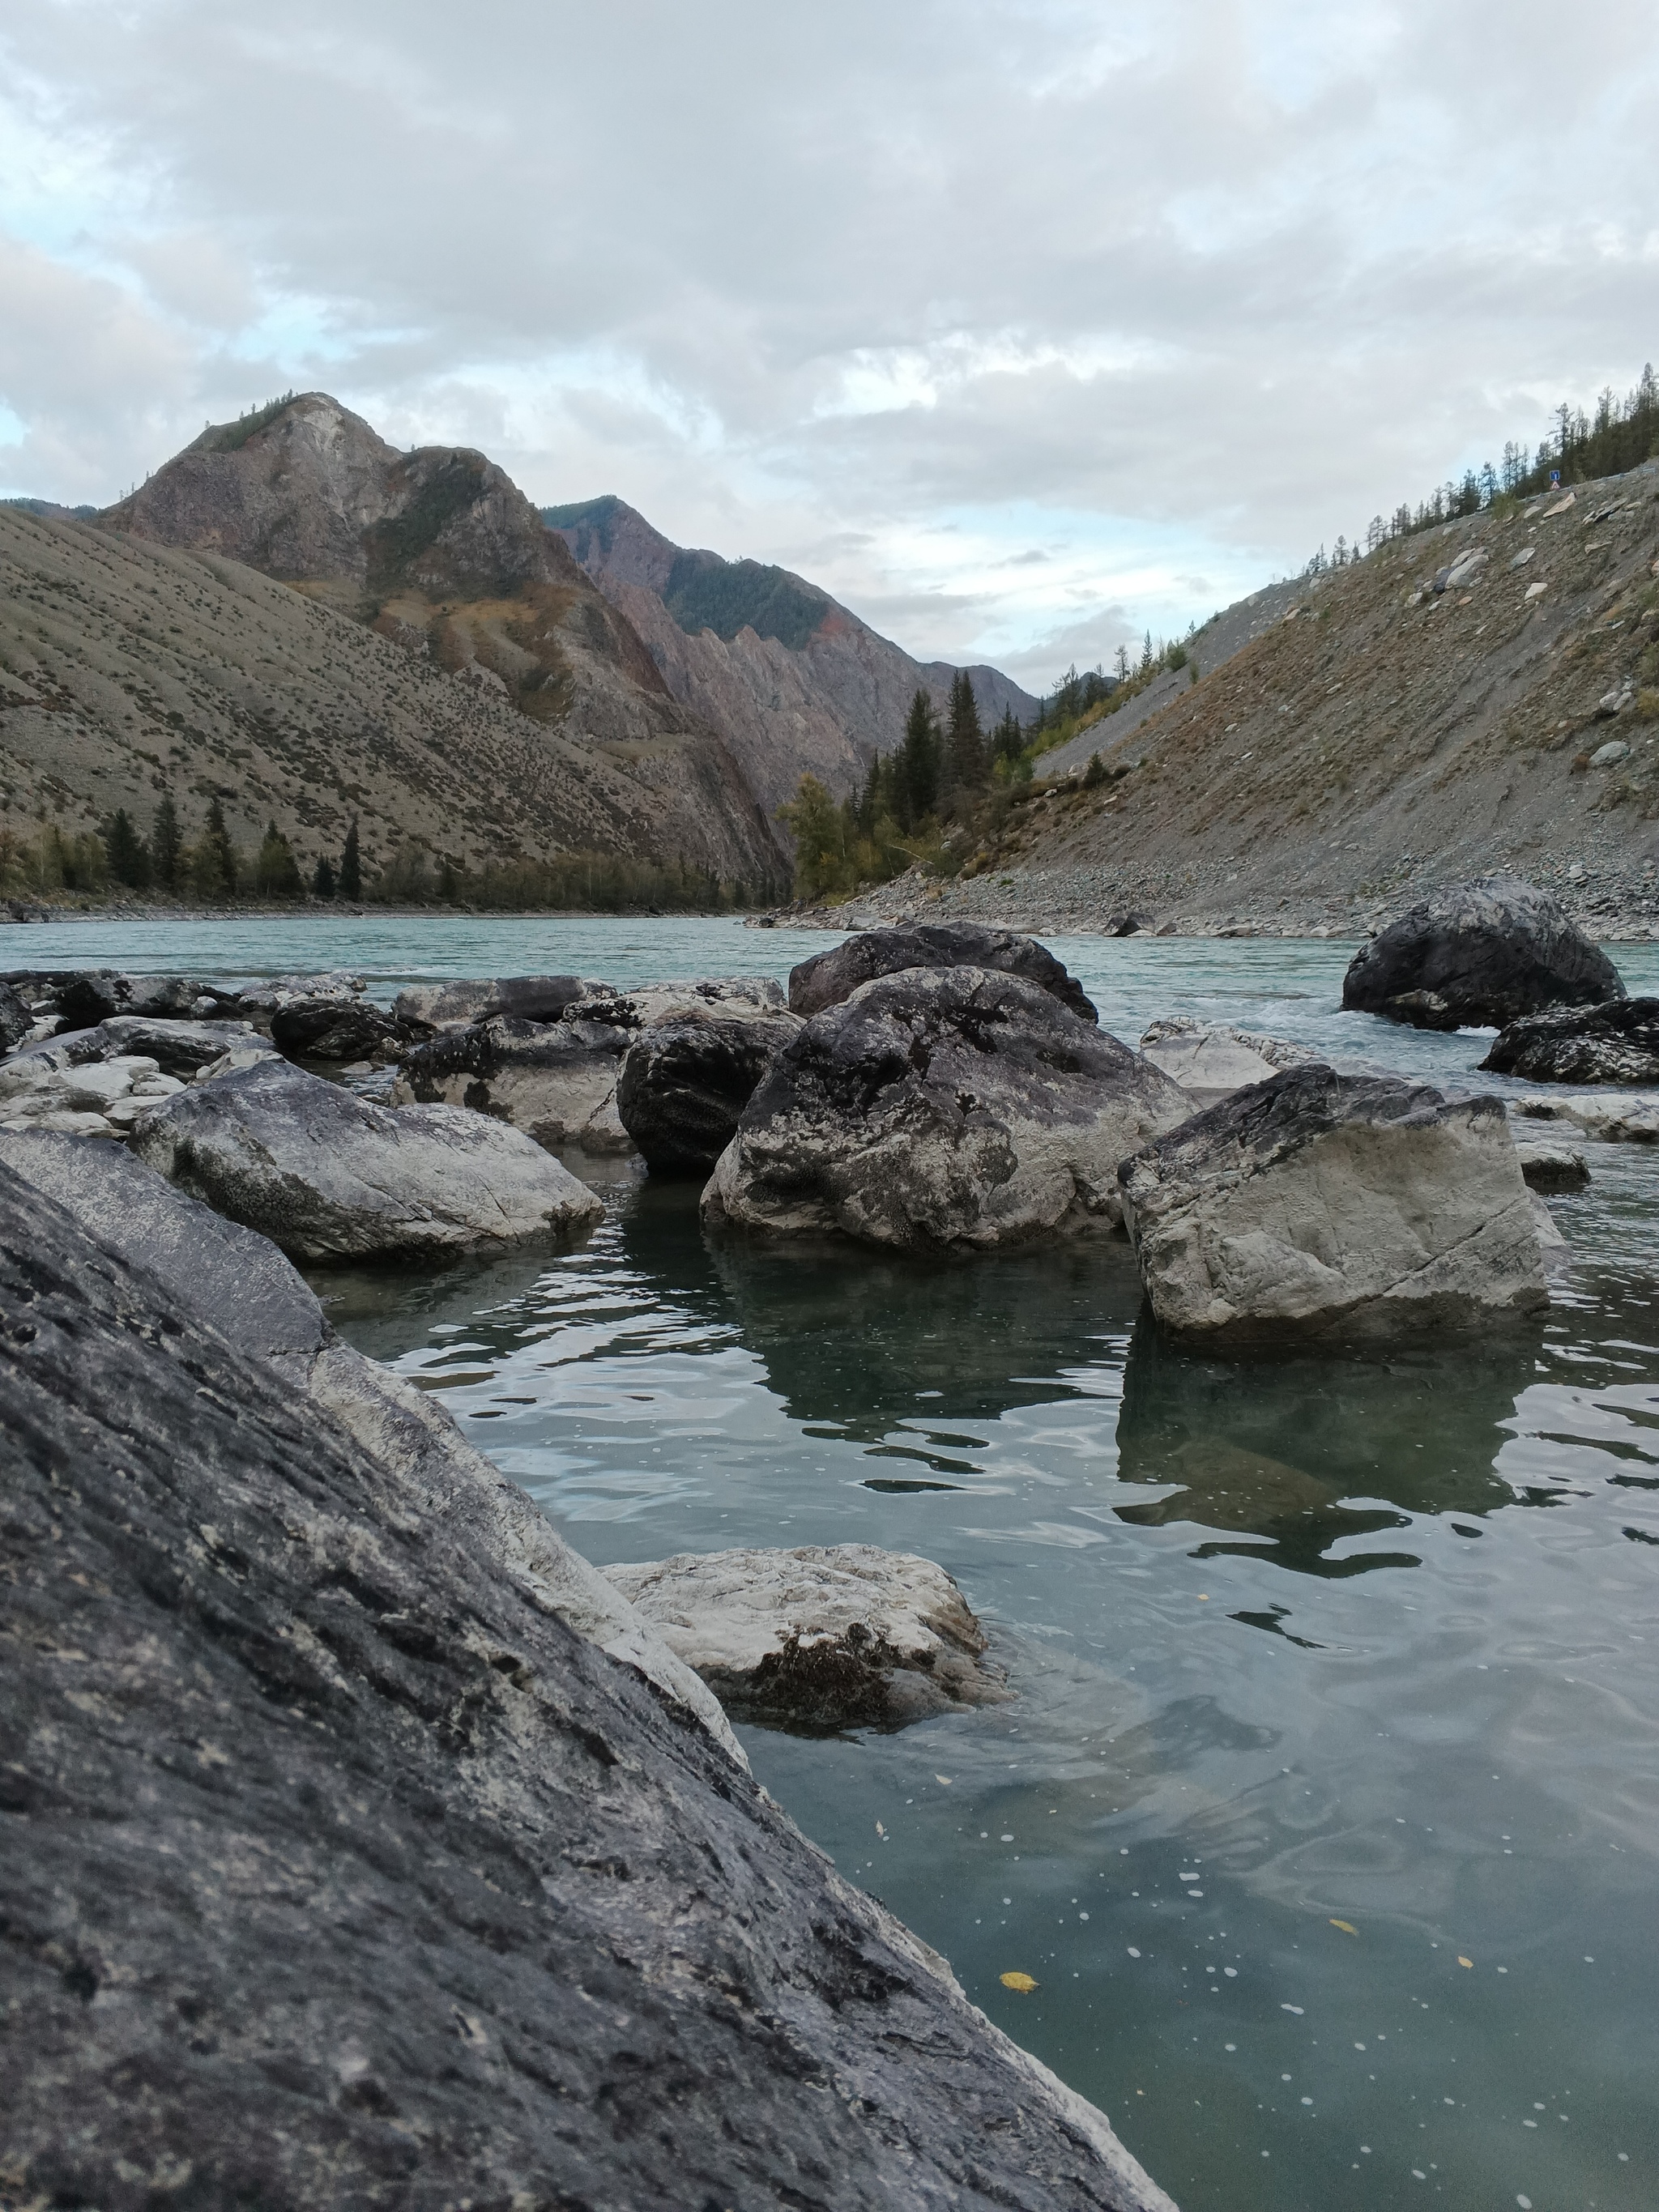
left=92, top=396, right=783, bottom=886
left=0, top=503, right=780, bottom=891
left=548, top=496, right=1038, bottom=818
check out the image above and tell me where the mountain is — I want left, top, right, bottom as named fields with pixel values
left=87, top=394, right=783, bottom=888
left=862, top=464, right=1659, bottom=936
left=544, top=496, right=1038, bottom=819
left=0, top=504, right=780, bottom=898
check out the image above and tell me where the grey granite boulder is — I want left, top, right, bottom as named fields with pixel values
left=1512, top=1136, right=1590, bottom=1193
left=393, top=973, right=608, bottom=1029
left=1479, top=996, right=1659, bottom=1085
left=1341, top=876, right=1624, bottom=1030
left=1118, top=1064, right=1549, bottom=1341
left=704, top=966, right=1191, bottom=1250
left=616, top=1007, right=804, bottom=1171
left=38, top=970, right=228, bottom=1029
left=130, top=1056, right=603, bottom=1261
left=0, top=1161, right=1175, bottom=2212
left=8, top=1012, right=261, bottom=1076
left=603, top=1544, right=1009, bottom=1730
left=1138, top=1017, right=1318, bottom=1106
left=790, top=922, right=1098, bottom=1022
left=270, top=995, right=404, bottom=1062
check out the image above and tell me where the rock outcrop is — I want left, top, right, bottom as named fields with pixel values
left=616, top=1008, right=804, bottom=1171
left=603, top=1545, right=1009, bottom=1730
left=396, top=978, right=790, bottom=1154
left=788, top=923, right=1098, bottom=1022
left=1341, top=877, right=1626, bottom=1030
left=0, top=1157, right=1175, bottom=2212
left=1479, top=995, right=1659, bottom=1084
left=130, top=1057, right=603, bottom=1261
left=704, top=967, right=1191, bottom=1250
left=1118, top=1064, right=1550, bottom=1340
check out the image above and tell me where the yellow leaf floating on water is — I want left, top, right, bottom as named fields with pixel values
left=875, top=1821, right=885, bottom=1837
left=1457, top=1955, right=1474, bottom=1969
left=1330, top=1920, right=1358, bottom=1936
left=935, top=1775, right=953, bottom=1785
left=1000, top=1971, right=1038, bottom=1993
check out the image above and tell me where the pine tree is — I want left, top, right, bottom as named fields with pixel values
left=946, top=671, right=987, bottom=794
left=339, top=817, right=362, bottom=901
left=896, top=691, right=940, bottom=829
left=312, top=853, right=337, bottom=900
left=102, top=808, right=150, bottom=889
left=150, top=793, right=182, bottom=892
left=191, top=798, right=239, bottom=901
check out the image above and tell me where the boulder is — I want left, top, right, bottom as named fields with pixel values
left=1138, top=1017, right=1318, bottom=1106
left=1513, top=1137, right=1590, bottom=1193
left=603, top=1545, right=1009, bottom=1730
left=9, top=1013, right=262, bottom=1076
left=393, top=974, right=608, bottom=1029
left=1118, top=1065, right=1549, bottom=1341
left=1479, top=996, right=1659, bottom=1085
left=270, top=995, right=405, bottom=1062
left=703, top=966, right=1192, bottom=1250
left=396, top=978, right=790, bottom=1154
left=232, top=970, right=365, bottom=1015
left=0, top=978, right=32, bottom=1050
left=0, top=1164, right=1175, bottom=2211
left=1511, top=1092, right=1659, bottom=1144
left=789, top=923, right=1098, bottom=1023
left=616, top=1008, right=804, bottom=1171
left=43, top=970, right=225, bottom=1029
left=130, top=1057, right=604, bottom=1262
left=1341, top=876, right=1625, bottom=1030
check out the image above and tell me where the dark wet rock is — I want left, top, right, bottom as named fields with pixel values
left=1102, top=910, right=1156, bottom=937
left=789, top=923, right=1098, bottom=1022
left=1512, top=1136, right=1590, bottom=1193
left=1341, top=877, right=1625, bottom=1030
left=616, top=1008, right=803, bottom=1171
left=0, top=979, right=32, bottom=1050
left=704, top=966, right=1190, bottom=1250
left=1118, top=1064, right=1549, bottom=1340
left=392, top=974, right=608, bottom=1030
left=0, top=1163, right=1174, bottom=2212
left=603, top=1545, right=1009, bottom=1731
left=1479, top=996, right=1659, bottom=1085
left=270, top=995, right=405, bottom=1062
left=130, top=1056, right=604, bottom=1262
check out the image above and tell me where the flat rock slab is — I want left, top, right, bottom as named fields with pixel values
left=0, top=1166, right=1173, bottom=2212
left=130, top=1056, right=603, bottom=1262
left=705, top=965, right=1190, bottom=1250
left=1341, top=876, right=1624, bottom=1030
left=603, top=1544, right=1009, bottom=1730
left=1480, top=995, right=1659, bottom=1085
left=790, top=921, right=1097, bottom=1022
left=1120, top=1063, right=1549, bottom=1341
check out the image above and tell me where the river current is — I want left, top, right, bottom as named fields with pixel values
left=19, top=913, right=1658, bottom=2212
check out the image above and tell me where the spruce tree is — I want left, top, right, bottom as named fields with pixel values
left=102, top=808, right=150, bottom=889
left=947, top=671, right=987, bottom=793
left=896, top=691, right=940, bottom=829
left=192, top=798, right=239, bottom=901
left=312, top=853, right=337, bottom=900
left=150, top=793, right=182, bottom=892
left=339, top=817, right=362, bottom=900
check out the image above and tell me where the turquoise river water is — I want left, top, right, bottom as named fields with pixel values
left=15, top=914, right=1658, bottom=2212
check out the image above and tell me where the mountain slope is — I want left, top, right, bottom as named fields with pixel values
left=882, top=466, right=1659, bottom=936
left=0, top=505, right=780, bottom=892
left=545, top=496, right=1037, bottom=817
left=90, top=395, right=783, bottom=886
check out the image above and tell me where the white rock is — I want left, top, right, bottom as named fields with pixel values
left=1138, top=1018, right=1316, bottom=1106
left=602, top=1544, right=1009, bottom=1728
left=1589, top=739, right=1631, bottom=765
left=192, top=1045, right=284, bottom=1084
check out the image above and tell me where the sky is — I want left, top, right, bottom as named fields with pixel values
left=2, top=0, right=1656, bottom=690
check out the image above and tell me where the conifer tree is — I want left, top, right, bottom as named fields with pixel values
left=896, top=691, right=940, bottom=829
left=191, top=798, right=239, bottom=901
left=150, top=793, right=182, bottom=893
left=339, top=817, right=362, bottom=901
left=102, top=808, right=150, bottom=889
left=312, top=853, right=337, bottom=900
left=252, top=821, right=302, bottom=897
left=946, top=671, right=987, bottom=793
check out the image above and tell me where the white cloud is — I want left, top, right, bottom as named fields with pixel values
left=2, top=0, right=1656, bottom=684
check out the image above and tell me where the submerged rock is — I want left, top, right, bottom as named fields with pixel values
left=617, top=1007, right=804, bottom=1171
left=1118, top=1064, right=1549, bottom=1341
left=1479, top=995, right=1659, bottom=1085
left=704, top=966, right=1191, bottom=1250
left=0, top=1161, right=1175, bottom=2212
left=789, top=922, right=1098, bottom=1022
left=1138, top=1017, right=1318, bottom=1106
left=603, top=1544, right=1008, bottom=1730
left=130, top=1056, right=603, bottom=1262
left=1341, top=876, right=1624, bottom=1030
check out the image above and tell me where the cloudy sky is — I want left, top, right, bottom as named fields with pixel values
left=2, top=1, right=1655, bottom=687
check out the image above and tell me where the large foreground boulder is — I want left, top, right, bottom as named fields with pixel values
left=603, top=1545, right=1009, bottom=1730
left=0, top=1164, right=1175, bottom=2212
left=1119, top=1065, right=1549, bottom=1340
left=704, top=967, right=1192, bottom=1250
left=1341, top=877, right=1625, bottom=1030
left=790, top=923, right=1098, bottom=1022
left=617, top=1006, right=804, bottom=1170
left=130, top=1057, right=603, bottom=1262
left=396, top=977, right=790, bottom=1153
left=1479, top=995, right=1659, bottom=1085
